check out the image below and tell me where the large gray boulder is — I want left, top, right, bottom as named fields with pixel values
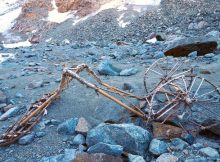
left=86, top=123, right=151, bottom=156
left=149, top=139, right=168, bottom=156
left=87, top=142, right=123, bottom=156
left=164, top=36, right=218, bottom=57
left=57, top=117, right=78, bottom=135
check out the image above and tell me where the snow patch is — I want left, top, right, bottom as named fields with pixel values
left=117, top=13, right=130, bottom=28
left=146, top=37, right=157, bottom=43
left=0, top=0, right=19, bottom=15
left=0, top=7, right=21, bottom=34
left=47, top=0, right=73, bottom=23
left=3, top=40, right=31, bottom=48
left=72, top=0, right=161, bottom=26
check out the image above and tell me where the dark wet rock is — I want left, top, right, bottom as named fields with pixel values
left=119, top=68, right=138, bottom=76
left=200, top=70, right=211, bottom=74
left=122, top=82, right=135, bottom=91
left=0, top=106, right=20, bottom=121
left=57, top=117, right=78, bottom=135
left=39, top=149, right=77, bottom=162
left=199, top=147, right=219, bottom=158
left=74, top=152, right=123, bottom=162
left=127, top=154, right=145, bottom=162
left=164, top=36, right=218, bottom=57
left=87, top=142, right=123, bottom=156
left=149, top=139, right=168, bottom=156
left=97, top=60, right=121, bottom=76
left=170, top=138, right=189, bottom=151
left=71, top=134, right=86, bottom=145
left=18, top=132, right=35, bottom=145
left=0, top=90, right=7, bottom=103
left=75, top=117, right=90, bottom=135
left=185, top=157, right=207, bottom=162
left=156, top=153, right=178, bottom=162
left=86, top=123, right=151, bottom=156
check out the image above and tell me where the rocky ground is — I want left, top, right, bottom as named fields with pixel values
left=0, top=0, right=220, bottom=162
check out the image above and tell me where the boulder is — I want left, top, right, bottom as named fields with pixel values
left=18, top=132, right=35, bottom=145
left=26, top=80, right=43, bottom=89
left=97, top=60, right=121, bottom=76
left=197, top=21, right=208, bottom=29
left=149, top=139, right=168, bottom=156
left=170, top=138, right=189, bottom=151
left=72, top=134, right=86, bottom=145
left=119, top=68, right=138, bottom=76
left=29, top=35, right=40, bottom=44
left=3, top=104, right=14, bottom=112
left=75, top=117, right=90, bottom=135
left=154, top=51, right=165, bottom=59
left=181, top=133, right=194, bottom=145
left=199, top=147, right=219, bottom=158
left=152, top=122, right=184, bottom=139
left=57, top=117, right=78, bottom=135
left=128, top=154, right=145, bottom=162
left=188, top=51, right=197, bottom=58
left=164, top=36, right=218, bottom=57
left=86, top=123, right=151, bottom=156
left=206, top=31, right=220, bottom=39
left=87, top=142, right=123, bottom=156
left=74, top=152, right=123, bottom=162
left=156, top=153, right=178, bottom=162
left=0, top=106, right=20, bottom=121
